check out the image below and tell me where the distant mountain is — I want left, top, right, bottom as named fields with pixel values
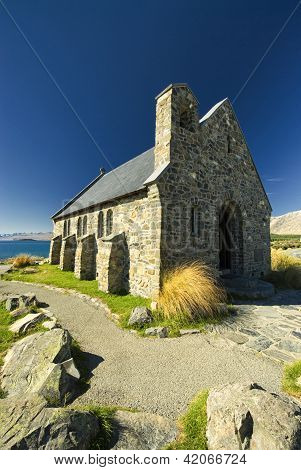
left=0, top=232, right=52, bottom=241
left=271, top=210, right=301, bottom=235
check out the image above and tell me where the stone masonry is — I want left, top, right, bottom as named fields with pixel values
left=50, top=84, right=271, bottom=298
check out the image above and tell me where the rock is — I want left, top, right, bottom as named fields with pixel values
left=22, top=267, right=38, bottom=274
left=0, top=394, right=100, bottom=449
left=224, top=332, right=248, bottom=344
left=9, top=312, right=48, bottom=334
left=38, top=359, right=80, bottom=405
left=245, top=336, right=273, bottom=351
left=145, top=327, right=168, bottom=338
left=5, top=293, right=37, bottom=311
left=0, top=329, right=77, bottom=404
left=150, top=301, right=158, bottom=311
left=42, top=320, right=58, bottom=330
left=9, top=306, right=29, bottom=318
left=128, top=306, right=152, bottom=327
left=206, top=383, right=301, bottom=450
left=179, top=329, right=200, bottom=336
left=277, top=339, right=301, bottom=354
left=110, top=410, right=177, bottom=450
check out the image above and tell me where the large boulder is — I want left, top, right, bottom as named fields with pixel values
left=110, top=410, right=177, bottom=450
left=5, top=293, right=37, bottom=311
left=0, top=395, right=100, bottom=450
left=128, top=306, right=153, bottom=327
left=1, top=329, right=79, bottom=405
left=206, top=383, right=301, bottom=450
left=9, top=312, right=49, bottom=334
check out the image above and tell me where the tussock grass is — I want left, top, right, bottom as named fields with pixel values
left=10, top=254, right=33, bottom=269
left=158, top=262, right=226, bottom=321
left=271, top=249, right=301, bottom=271
left=267, top=249, right=301, bottom=289
left=166, top=390, right=208, bottom=450
left=282, top=361, right=301, bottom=398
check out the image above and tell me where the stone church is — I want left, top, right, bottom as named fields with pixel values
left=50, top=84, right=271, bottom=298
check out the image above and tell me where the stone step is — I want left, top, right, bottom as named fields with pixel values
left=221, top=277, right=275, bottom=300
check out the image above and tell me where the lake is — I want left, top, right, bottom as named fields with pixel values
left=0, top=240, right=50, bottom=260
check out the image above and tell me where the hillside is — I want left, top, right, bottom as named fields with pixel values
left=0, top=232, right=52, bottom=241
left=271, top=210, right=301, bottom=235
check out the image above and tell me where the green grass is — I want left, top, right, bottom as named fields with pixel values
left=166, top=390, right=208, bottom=450
left=282, top=360, right=301, bottom=398
left=77, top=405, right=116, bottom=449
left=271, top=234, right=301, bottom=241
left=0, top=302, right=15, bottom=367
left=4, top=264, right=228, bottom=337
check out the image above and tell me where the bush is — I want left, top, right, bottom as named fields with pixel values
left=271, top=249, right=301, bottom=271
left=11, top=254, right=33, bottom=269
left=158, top=261, right=226, bottom=321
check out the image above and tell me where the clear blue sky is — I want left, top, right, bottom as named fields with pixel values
left=0, top=0, right=300, bottom=233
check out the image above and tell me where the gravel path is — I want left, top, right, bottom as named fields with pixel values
left=0, top=280, right=282, bottom=419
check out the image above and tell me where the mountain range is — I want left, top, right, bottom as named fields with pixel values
left=270, top=210, right=301, bottom=235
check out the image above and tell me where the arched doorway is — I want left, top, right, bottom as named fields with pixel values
left=219, top=202, right=243, bottom=275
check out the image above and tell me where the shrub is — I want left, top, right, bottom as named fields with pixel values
left=267, top=249, right=301, bottom=288
left=271, top=249, right=301, bottom=271
left=158, top=261, right=226, bottom=321
left=11, top=254, right=33, bottom=269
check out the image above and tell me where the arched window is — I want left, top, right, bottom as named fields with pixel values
left=67, top=219, right=71, bottom=236
left=106, top=209, right=113, bottom=236
left=83, top=215, right=88, bottom=236
left=98, top=211, right=104, bottom=238
left=63, top=220, right=67, bottom=238
left=77, top=217, right=82, bottom=238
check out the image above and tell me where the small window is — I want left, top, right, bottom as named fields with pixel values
left=83, top=215, right=88, bottom=236
left=106, top=209, right=113, bottom=236
left=98, top=211, right=104, bottom=238
left=63, top=220, right=67, bottom=238
left=191, top=207, right=197, bottom=235
left=77, top=217, right=82, bottom=237
left=227, top=135, right=231, bottom=154
left=67, top=219, right=71, bottom=236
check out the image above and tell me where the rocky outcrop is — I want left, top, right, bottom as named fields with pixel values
left=0, top=395, right=100, bottom=450
left=5, top=293, right=37, bottom=311
left=9, top=312, right=49, bottom=334
left=145, top=327, right=168, bottom=338
left=110, top=410, right=177, bottom=450
left=1, top=329, right=79, bottom=405
left=128, top=306, right=153, bottom=327
left=206, top=383, right=301, bottom=450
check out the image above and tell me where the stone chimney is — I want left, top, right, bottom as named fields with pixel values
left=154, top=83, right=199, bottom=169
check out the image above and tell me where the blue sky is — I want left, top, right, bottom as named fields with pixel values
left=0, top=0, right=300, bottom=233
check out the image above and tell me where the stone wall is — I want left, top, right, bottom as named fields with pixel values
left=52, top=186, right=162, bottom=298
left=154, top=84, right=271, bottom=278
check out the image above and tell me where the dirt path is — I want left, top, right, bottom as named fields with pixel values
left=0, top=280, right=282, bottom=419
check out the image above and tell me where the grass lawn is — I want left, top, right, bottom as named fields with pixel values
left=3, top=264, right=227, bottom=336
left=282, top=360, right=301, bottom=398
left=166, top=390, right=208, bottom=450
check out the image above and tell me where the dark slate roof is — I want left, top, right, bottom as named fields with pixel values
left=52, top=148, right=155, bottom=219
